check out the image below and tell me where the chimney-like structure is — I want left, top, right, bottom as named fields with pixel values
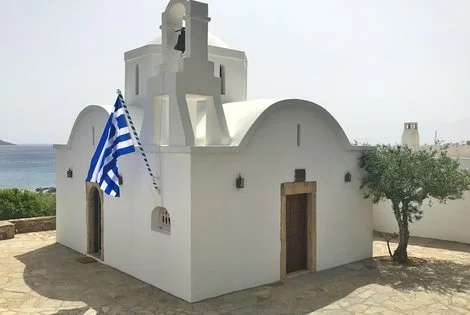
left=401, top=122, right=420, bottom=148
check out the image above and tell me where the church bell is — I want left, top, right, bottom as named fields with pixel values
left=174, top=27, right=186, bottom=53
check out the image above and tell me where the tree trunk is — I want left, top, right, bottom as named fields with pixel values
left=392, top=201, right=410, bottom=263
left=393, top=214, right=410, bottom=263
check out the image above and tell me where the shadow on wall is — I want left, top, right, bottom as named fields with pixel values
left=14, top=243, right=470, bottom=314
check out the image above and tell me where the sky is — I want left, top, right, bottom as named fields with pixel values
left=1, top=0, right=469, bottom=145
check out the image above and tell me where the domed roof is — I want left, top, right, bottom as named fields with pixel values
left=149, top=32, right=230, bottom=49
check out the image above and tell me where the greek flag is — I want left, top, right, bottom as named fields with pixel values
left=86, top=94, right=135, bottom=197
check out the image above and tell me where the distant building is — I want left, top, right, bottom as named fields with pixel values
left=374, top=122, right=470, bottom=244
left=401, top=122, right=420, bottom=148
left=401, top=121, right=470, bottom=157
left=54, top=0, right=373, bottom=303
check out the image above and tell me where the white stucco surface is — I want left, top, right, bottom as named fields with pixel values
left=149, top=32, right=230, bottom=49
left=196, top=99, right=356, bottom=150
left=420, top=145, right=470, bottom=158
left=56, top=99, right=373, bottom=302
left=102, top=151, right=192, bottom=301
left=124, top=33, right=246, bottom=109
left=190, top=101, right=372, bottom=301
left=55, top=105, right=110, bottom=254
left=373, top=158, right=470, bottom=244
left=55, top=0, right=374, bottom=304
left=55, top=107, right=194, bottom=301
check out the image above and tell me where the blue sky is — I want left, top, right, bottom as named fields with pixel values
left=1, top=0, right=469, bottom=144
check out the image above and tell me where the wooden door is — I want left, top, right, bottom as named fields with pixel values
left=286, top=193, right=308, bottom=273
left=92, top=189, right=101, bottom=254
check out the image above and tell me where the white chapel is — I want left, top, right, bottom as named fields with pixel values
left=55, top=0, right=373, bottom=302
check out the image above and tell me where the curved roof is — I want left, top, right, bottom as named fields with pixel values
left=57, top=100, right=357, bottom=152
left=149, top=33, right=230, bottom=49
left=54, top=105, right=112, bottom=148
left=196, top=99, right=353, bottom=151
left=55, top=104, right=148, bottom=149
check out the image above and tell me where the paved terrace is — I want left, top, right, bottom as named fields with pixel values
left=1, top=231, right=470, bottom=314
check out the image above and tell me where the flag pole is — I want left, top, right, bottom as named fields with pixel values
left=116, top=89, right=160, bottom=193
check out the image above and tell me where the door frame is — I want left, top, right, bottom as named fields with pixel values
left=280, top=181, right=316, bottom=278
left=86, top=182, right=104, bottom=261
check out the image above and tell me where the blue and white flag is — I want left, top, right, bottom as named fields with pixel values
left=86, top=94, right=135, bottom=197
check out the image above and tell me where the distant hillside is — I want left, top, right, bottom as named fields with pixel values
left=0, top=139, right=14, bottom=145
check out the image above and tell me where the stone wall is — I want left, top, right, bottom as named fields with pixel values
left=0, top=221, right=15, bottom=240
left=8, top=216, right=56, bottom=234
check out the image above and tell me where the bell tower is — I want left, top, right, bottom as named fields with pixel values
left=144, top=0, right=231, bottom=146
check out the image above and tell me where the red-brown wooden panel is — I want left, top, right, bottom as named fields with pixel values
left=286, top=193, right=307, bottom=273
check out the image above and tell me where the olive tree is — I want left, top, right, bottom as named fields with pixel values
left=359, top=145, right=470, bottom=263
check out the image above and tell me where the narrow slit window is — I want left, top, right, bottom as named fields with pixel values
left=135, top=64, right=140, bottom=95
left=297, top=124, right=301, bottom=146
left=220, top=65, right=226, bottom=95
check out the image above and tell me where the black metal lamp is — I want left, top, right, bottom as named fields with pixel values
left=344, top=172, right=352, bottom=183
left=236, top=174, right=244, bottom=189
left=67, top=168, right=73, bottom=178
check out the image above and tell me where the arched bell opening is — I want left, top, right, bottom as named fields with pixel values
left=163, top=1, right=187, bottom=57
left=167, top=1, right=186, bottom=26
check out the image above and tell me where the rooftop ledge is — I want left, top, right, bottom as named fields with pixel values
left=54, top=144, right=375, bottom=153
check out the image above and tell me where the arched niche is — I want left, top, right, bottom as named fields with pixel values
left=151, top=206, right=171, bottom=234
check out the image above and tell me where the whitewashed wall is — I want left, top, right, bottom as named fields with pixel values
left=373, top=158, right=470, bottom=244
left=55, top=106, right=109, bottom=254
left=420, top=145, right=470, bottom=158
left=124, top=44, right=247, bottom=111
left=55, top=106, right=193, bottom=302
left=189, top=103, right=373, bottom=302
left=102, top=150, right=192, bottom=301
left=209, top=48, right=247, bottom=103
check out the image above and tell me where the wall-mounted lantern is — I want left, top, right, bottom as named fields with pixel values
left=118, top=174, right=123, bottom=185
left=344, top=172, right=352, bottom=183
left=236, top=174, right=245, bottom=189
left=67, top=168, right=73, bottom=178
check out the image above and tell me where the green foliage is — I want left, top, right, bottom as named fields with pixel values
left=359, top=145, right=470, bottom=223
left=360, top=145, right=470, bottom=262
left=0, top=188, right=56, bottom=220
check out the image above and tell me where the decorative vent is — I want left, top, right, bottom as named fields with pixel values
left=151, top=207, right=171, bottom=234
left=160, top=209, right=171, bottom=227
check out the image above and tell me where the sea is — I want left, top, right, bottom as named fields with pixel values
left=0, top=145, right=56, bottom=190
